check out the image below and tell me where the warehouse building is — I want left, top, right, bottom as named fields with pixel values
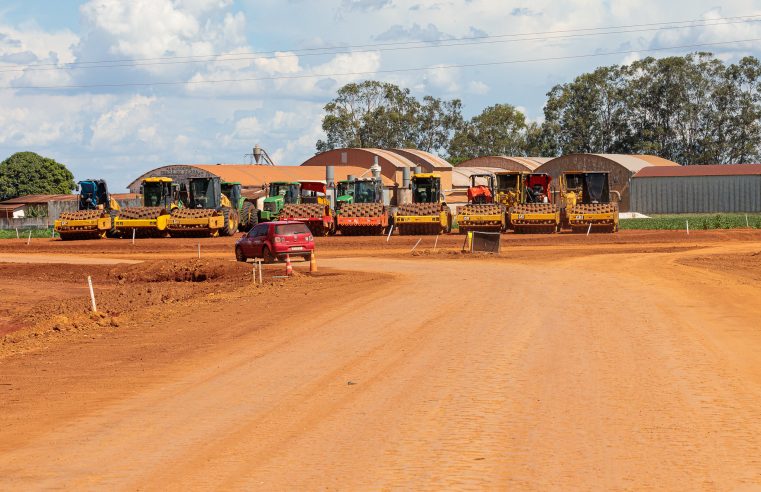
left=535, top=154, right=679, bottom=211
left=630, top=164, right=761, bottom=214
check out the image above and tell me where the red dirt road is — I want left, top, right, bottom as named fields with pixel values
left=2, top=236, right=761, bottom=489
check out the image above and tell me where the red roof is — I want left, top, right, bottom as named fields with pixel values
left=634, top=164, right=761, bottom=178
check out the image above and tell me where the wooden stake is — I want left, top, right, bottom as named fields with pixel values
left=87, top=276, right=97, bottom=313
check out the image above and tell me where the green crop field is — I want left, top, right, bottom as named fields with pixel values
left=620, top=214, right=761, bottom=230
left=0, top=228, right=56, bottom=239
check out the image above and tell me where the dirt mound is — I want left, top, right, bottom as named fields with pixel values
left=110, top=259, right=250, bottom=283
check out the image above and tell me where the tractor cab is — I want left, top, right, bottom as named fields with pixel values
left=261, top=181, right=300, bottom=221
left=78, top=179, right=112, bottom=211
left=336, top=180, right=354, bottom=208
left=467, top=173, right=495, bottom=204
left=562, top=171, right=612, bottom=205
left=221, top=181, right=242, bottom=208
left=352, top=178, right=383, bottom=204
left=411, top=173, right=443, bottom=204
left=299, top=181, right=330, bottom=206
left=267, top=181, right=300, bottom=203
left=141, top=177, right=175, bottom=209
left=525, top=173, right=552, bottom=204
left=187, top=177, right=223, bottom=210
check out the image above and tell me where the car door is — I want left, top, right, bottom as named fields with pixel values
left=245, top=224, right=266, bottom=257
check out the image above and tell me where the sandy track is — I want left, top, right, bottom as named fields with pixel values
left=2, top=244, right=761, bottom=489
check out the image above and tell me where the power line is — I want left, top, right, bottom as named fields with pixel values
left=4, top=13, right=761, bottom=73
left=2, top=16, right=759, bottom=74
left=9, top=37, right=759, bottom=91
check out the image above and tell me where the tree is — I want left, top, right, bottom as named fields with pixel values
left=542, top=65, right=629, bottom=155
left=0, top=152, right=76, bottom=200
left=414, top=96, right=464, bottom=155
left=448, top=103, right=531, bottom=161
left=316, top=80, right=463, bottom=155
left=540, top=52, right=761, bottom=164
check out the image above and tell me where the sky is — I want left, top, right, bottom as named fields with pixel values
left=1, top=0, right=760, bottom=191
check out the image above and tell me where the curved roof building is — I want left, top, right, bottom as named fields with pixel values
left=535, top=154, right=679, bottom=211
left=457, top=156, right=551, bottom=172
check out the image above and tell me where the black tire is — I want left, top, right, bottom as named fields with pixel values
left=262, top=246, right=275, bottom=264
left=235, top=246, right=247, bottom=262
left=220, top=207, right=238, bottom=236
left=239, top=202, right=257, bottom=232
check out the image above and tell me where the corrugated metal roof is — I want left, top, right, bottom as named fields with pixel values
left=1, top=194, right=77, bottom=204
left=587, top=154, right=679, bottom=172
left=458, top=156, right=550, bottom=171
left=358, top=149, right=417, bottom=169
left=635, top=155, right=682, bottom=167
left=389, top=149, right=452, bottom=168
left=634, top=164, right=761, bottom=178
left=452, top=167, right=503, bottom=188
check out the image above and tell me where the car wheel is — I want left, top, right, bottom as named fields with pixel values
left=235, top=246, right=247, bottom=262
left=262, top=246, right=275, bottom=264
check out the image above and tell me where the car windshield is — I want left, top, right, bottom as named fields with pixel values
left=275, top=223, right=310, bottom=235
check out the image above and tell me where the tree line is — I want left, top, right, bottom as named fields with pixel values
left=317, top=52, right=761, bottom=165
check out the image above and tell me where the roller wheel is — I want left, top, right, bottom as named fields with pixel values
left=235, top=246, right=247, bottom=262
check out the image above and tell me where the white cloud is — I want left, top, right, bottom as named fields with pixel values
left=467, top=80, right=489, bottom=95
left=90, top=95, right=158, bottom=148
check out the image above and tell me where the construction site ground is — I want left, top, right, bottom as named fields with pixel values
left=2, top=230, right=761, bottom=489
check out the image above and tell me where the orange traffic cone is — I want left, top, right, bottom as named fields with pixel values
left=309, top=251, right=317, bottom=273
left=285, top=253, right=293, bottom=276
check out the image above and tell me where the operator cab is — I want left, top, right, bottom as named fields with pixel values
left=412, top=174, right=442, bottom=204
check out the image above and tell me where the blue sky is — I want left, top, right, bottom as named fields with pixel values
left=1, top=0, right=760, bottom=191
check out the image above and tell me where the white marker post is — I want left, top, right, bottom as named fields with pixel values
left=686, top=220, right=690, bottom=235
left=87, top=276, right=97, bottom=313
left=386, top=224, right=394, bottom=242
left=411, top=238, right=422, bottom=252
left=15, top=227, right=19, bottom=239
left=746, top=214, right=750, bottom=228
left=258, top=259, right=263, bottom=285
left=26, top=230, right=31, bottom=245
left=586, top=223, right=592, bottom=236
left=434, top=234, right=439, bottom=252
left=132, top=228, right=136, bottom=245
left=197, top=242, right=201, bottom=259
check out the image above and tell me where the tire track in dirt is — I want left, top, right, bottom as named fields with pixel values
left=2, top=247, right=761, bottom=489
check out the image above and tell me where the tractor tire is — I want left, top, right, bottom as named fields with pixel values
left=235, top=246, right=247, bottom=262
left=239, top=202, right=257, bottom=232
left=221, top=207, right=239, bottom=236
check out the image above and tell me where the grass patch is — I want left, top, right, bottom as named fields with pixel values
left=0, top=228, right=55, bottom=239
left=620, top=214, right=761, bottom=230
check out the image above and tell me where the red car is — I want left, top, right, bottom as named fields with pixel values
left=235, top=220, right=314, bottom=263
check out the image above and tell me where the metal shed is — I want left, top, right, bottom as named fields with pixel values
left=535, top=154, right=679, bottom=212
left=631, top=165, right=761, bottom=214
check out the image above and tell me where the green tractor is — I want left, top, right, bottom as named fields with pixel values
left=335, top=179, right=354, bottom=213
left=260, top=181, right=301, bottom=222
left=221, top=181, right=258, bottom=232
